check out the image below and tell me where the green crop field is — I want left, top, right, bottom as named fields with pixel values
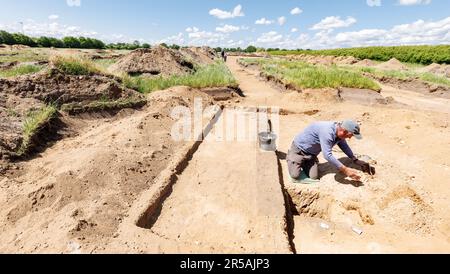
left=269, top=45, right=450, bottom=65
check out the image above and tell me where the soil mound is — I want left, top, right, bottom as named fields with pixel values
left=334, top=56, right=359, bottom=65
left=180, top=46, right=218, bottom=66
left=419, top=63, right=450, bottom=77
left=110, top=46, right=195, bottom=77
left=0, top=68, right=141, bottom=105
left=355, top=59, right=377, bottom=67
left=376, top=58, right=408, bottom=71
left=0, top=68, right=144, bottom=166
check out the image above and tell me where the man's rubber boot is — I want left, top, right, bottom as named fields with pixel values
left=291, top=170, right=320, bottom=185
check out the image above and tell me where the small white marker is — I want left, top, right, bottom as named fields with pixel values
left=352, top=226, right=363, bottom=235
left=320, top=223, right=330, bottom=230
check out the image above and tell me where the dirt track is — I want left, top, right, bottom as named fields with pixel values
left=0, top=56, right=449, bottom=254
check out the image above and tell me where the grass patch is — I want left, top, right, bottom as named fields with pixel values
left=61, top=97, right=147, bottom=115
left=343, top=65, right=450, bottom=87
left=51, top=55, right=102, bottom=75
left=93, top=58, right=118, bottom=71
left=0, top=64, right=42, bottom=78
left=420, top=72, right=450, bottom=87
left=123, top=61, right=238, bottom=93
left=17, top=105, right=58, bottom=156
left=0, top=48, right=49, bottom=63
left=241, top=58, right=380, bottom=91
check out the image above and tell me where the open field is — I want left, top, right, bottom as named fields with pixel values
left=0, top=46, right=449, bottom=254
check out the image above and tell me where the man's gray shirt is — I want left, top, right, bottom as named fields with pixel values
left=293, top=121, right=355, bottom=169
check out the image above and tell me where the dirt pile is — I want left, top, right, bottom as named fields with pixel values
left=110, top=46, right=195, bottom=77
left=376, top=58, right=408, bottom=71
left=0, top=94, right=45, bottom=165
left=0, top=68, right=142, bottom=105
left=334, top=56, right=359, bottom=65
left=355, top=59, right=377, bottom=67
left=180, top=46, right=218, bottom=66
left=286, top=54, right=360, bottom=66
left=0, top=68, right=144, bottom=169
left=419, top=63, right=450, bottom=77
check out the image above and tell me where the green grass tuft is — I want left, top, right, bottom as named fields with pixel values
left=241, top=58, right=380, bottom=91
left=0, top=65, right=42, bottom=78
left=51, top=55, right=101, bottom=75
left=17, top=105, right=58, bottom=156
left=343, top=65, right=450, bottom=87
left=123, top=61, right=238, bottom=93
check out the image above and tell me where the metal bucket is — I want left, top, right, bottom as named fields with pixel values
left=258, top=132, right=277, bottom=151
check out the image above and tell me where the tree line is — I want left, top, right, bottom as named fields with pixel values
left=0, top=30, right=151, bottom=50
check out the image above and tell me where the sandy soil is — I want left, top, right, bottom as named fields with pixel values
left=0, top=53, right=448, bottom=254
left=0, top=87, right=216, bottom=253
left=228, top=56, right=450, bottom=253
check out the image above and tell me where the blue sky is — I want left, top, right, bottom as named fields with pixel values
left=0, top=0, right=449, bottom=49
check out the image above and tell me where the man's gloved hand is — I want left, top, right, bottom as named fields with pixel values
left=343, top=167, right=362, bottom=181
left=353, top=159, right=375, bottom=175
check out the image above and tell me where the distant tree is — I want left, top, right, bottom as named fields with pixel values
left=0, top=30, right=16, bottom=45
left=79, top=37, right=94, bottom=49
left=160, top=43, right=169, bottom=48
left=214, top=47, right=222, bottom=53
left=91, top=38, right=105, bottom=49
left=142, top=43, right=151, bottom=49
left=245, top=45, right=257, bottom=53
left=63, top=36, right=81, bottom=48
left=12, top=33, right=36, bottom=47
left=169, top=44, right=180, bottom=50
left=37, top=36, right=52, bottom=48
left=48, top=37, right=65, bottom=48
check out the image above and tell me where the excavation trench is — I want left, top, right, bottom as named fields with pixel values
left=136, top=106, right=223, bottom=229
left=135, top=108, right=292, bottom=253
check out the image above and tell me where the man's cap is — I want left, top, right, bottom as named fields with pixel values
left=341, top=120, right=362, bottom=140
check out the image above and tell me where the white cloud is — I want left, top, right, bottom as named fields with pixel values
left=367, top=0, right=382, bottom=7
left=209, top=5, right=244, bottom=19
left=291, top=28, right=299, bottom=33
left=159, top=32, right=184, bottom=45
left=48, top=15, right=59, bottom=20
left=278, top=16, right=287, bottom=26
left=256, top=31, right=283, bottom=44
left=186, top=27, right=199, bottom=33
left=66, top=0, right=81, bottom=7
left=255, top=18, right=274, bottom=25
left=291, top=7, right=303, bottom=15
left=1, top=19, right=97, bottom=38
left=216, top=24, right=240, bottom=33
left=311, top=16, right=357, bottom=30
left=398, top=0, right=431, bottom=5
left=185, top=27, right=227, bottom=47
left=250, top=16, right=450, bottom=49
